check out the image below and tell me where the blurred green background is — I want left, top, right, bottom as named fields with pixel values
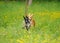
left=0, top=0, right=60, bottom=43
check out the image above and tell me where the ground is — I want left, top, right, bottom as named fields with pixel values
left=0, top=1, right=60, bottom=43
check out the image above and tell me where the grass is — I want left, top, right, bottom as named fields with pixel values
left=0, top=1, right=60, bottom=43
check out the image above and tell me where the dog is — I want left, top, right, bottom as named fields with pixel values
left=23, top=13, right=35, bottom=31
left=23, top=15, right=31, bottom=31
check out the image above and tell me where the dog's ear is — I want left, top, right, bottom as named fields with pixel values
left=23, top=16, right=25, bottom=20
left=26, top=16, right=28, bottom=18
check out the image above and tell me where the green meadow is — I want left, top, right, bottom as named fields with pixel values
left=0, top=1, right=60, bottom=43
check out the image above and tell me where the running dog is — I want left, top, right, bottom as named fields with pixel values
left=23, top=13, right=35, bottom=31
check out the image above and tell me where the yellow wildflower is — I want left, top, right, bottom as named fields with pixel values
left=17, top=39, right=24, bottom=43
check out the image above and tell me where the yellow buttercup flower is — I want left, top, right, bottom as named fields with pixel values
left=17, top=39, right=24, bottom=43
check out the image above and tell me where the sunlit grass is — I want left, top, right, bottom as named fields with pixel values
left=0, top=1, right=60, bottom=43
